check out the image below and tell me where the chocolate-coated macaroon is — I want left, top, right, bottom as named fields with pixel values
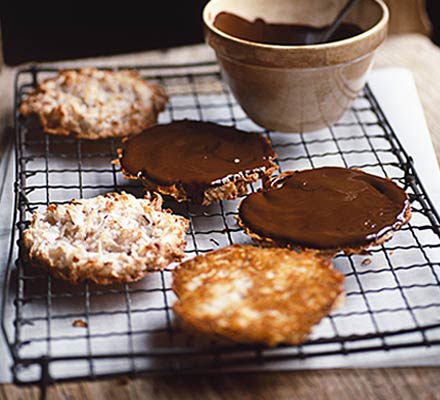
left=118, top=120, right=278, bottom=205
left=238, top=167, right=411, bottom=255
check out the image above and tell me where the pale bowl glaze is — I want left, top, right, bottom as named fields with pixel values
left=203, top=0, right=389, bottom=133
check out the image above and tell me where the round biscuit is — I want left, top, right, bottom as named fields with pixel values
left=173, top=244, right=344, bottom=346
left=23, top=192, right=189, bottom=284
left=19, top=68, right=168, bottom=140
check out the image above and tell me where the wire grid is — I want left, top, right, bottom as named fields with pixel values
left=3, top=62, right=440, bottom=387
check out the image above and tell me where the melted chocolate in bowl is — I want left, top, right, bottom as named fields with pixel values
left=213, top=12, right=364, bottom=45
left=120, top=120, right=276, bottom=196
left=239, top=167, right=410, bottom=250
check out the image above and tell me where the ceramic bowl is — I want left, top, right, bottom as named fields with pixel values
left=203, top=0, right=389, bottom=132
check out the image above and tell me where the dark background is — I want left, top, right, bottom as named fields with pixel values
left=0, top=2, right=208, bottom=65
left=426, top=0, right=440, bottom=45
left=1, top=1, right=439, bottom=65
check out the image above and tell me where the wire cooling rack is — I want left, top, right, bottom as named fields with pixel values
left=3, top=62, right=440, bottom=395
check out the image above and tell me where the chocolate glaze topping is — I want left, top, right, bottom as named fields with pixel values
left=214, top=12, right=364, bottom=46
left=120, top=120, right=276, bottom=198
left=239, top=167, right=410, bottom=250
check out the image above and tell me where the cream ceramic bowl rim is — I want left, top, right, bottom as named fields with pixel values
left=203, top=0, right=389, bottom=51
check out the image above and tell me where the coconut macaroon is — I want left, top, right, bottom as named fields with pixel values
left=238, top=167, right=411, bottom=256
left=23, top=192, right=189, bottom=285
left=19, top=68, right=168, bottom=140
left=173, top=244, right=344, bottom=346
left=117, top=120, right=278, bottom=206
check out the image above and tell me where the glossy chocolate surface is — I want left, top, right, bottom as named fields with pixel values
left=120, top=120, right=276, bottom=195
left=239, top=167, right=410, bottom=250
left=213, top=12, right=363, bottom=45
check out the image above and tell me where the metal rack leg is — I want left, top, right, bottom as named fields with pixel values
left=39, top=358, right=49, bottom=400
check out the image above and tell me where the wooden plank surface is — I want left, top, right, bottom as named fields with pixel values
left=375, top=34, right=440, bottom=156
left=384, top=0, right=431, bottom=35
left=1, top=367, right=440, bottom=399
left=1, top=34, right=440, bottom=399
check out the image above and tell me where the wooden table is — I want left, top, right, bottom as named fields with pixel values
left=1, top=34, right=440, bottom=399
